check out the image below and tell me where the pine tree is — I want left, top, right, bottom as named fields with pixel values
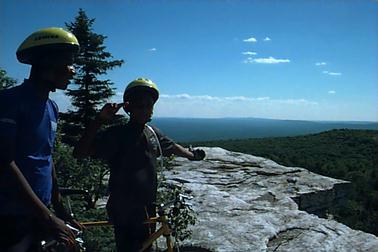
left=0, top=68, right=17, bottom=90
left=61, top=9, right=124, bottom=144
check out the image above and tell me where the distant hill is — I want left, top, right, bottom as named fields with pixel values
left=151, top=117, right=378, bottom=142
left=189, top=129, right=378, bottom=236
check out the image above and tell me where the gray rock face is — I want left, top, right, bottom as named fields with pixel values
left=163, top=147, right=378, bottom=252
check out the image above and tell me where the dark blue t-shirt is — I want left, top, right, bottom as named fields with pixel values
left=94, top=122, right=175, bottom=225
left=0, top=80, right=58, bottom=216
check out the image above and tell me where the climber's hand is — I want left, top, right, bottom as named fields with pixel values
left=188, top=148, right=206, bottom=161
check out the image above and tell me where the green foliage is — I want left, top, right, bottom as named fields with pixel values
left=0, top=67, right=17, bottom=90
left=61, top=8, right=124, bottom=145
left=157, top=157, right=197, bottom=242
left=190, top=129, right=378, bottom=235
left=54, top=125, right=109, bottom=208
left=171, top=199, right=196, bottom=242
left=54, top=128, right=115, bottom=251
left=78, top=208, right=116, bottom=252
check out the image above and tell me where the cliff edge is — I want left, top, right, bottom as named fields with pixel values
left=163, top=147, right=378, bottom=252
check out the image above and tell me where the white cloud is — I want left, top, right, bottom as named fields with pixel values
left=243, top=57, right=254, bottom=64
left=243, top=37, right=257, bottom=42
left=224, top=96, right=249, bottom=101
left=263, top=37, right=271, bottom=41
left=155, top=93, right=319, bottom=119
left=323, top=71, right=342, bottom=76
left=328, top=72, right=342, bottom=76
left=328, top=90, right=336, bottom=94
left=148, top=48, right=157, bottom=51
left=244, top=56, right=290, bottom=64
left=242, top=51, right=257, bottom=56
left=160, top=94, right=221, bottom=101
left=315, top=62, right=327, bottom=66
left=53, top=90, right=376, bottom=121
left=159, top=93, right=315, bottom=105
left=275, top=99, right=318, bottom=105
left=223, top=96, right=270, bottom=101
left=257, top=97, right=270, bottom=101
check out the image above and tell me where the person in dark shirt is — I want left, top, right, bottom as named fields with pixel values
left=0, top=27, right=82, bottom=251
left=74, top=78, right=205, bottom=252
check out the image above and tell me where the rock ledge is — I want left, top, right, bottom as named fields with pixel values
left=163, top=147, right=378, bottom=252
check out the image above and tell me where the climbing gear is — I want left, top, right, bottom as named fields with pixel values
left=16, top=27, right=80, bottom=65
left=123, top=78, right=159, bottom=102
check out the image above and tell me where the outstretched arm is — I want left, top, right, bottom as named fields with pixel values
left=171, top=144, right=206, bottom=161
left=171, top=143, right=195, bottom=159
left=152, top=126, right=205, bottom=161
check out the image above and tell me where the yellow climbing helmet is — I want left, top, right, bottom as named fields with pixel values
left=16, top=27, right=80, bottom=65
left=124, top=78, right=159, bottom=102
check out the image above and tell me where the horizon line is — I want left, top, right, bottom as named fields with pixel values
left=151, top=116, right=378, bottom=123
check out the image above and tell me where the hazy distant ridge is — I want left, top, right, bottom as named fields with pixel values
left=151, top=117, right=378, bottom=142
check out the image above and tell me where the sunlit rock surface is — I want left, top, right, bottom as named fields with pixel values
left=163, top=147, right=378, bottom=252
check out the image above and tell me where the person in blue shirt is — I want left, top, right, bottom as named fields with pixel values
left=0, top=27, right=82, bottom=251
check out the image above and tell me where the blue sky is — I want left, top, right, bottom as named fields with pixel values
left=1, top=0, right=377, bottom=121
